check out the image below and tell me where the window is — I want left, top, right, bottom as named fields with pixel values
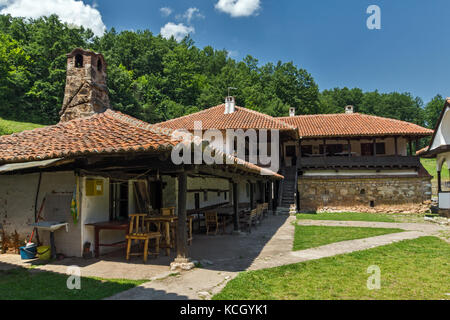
left=361, top=143, right=386, bottom=156
left=224, top=192, right=227, bottom=200
left=300, top=145, right=313, bottom=156
left=194, top=193, right=200, bottom=210
left=110, top=181, right=129, bottom=221
left=97, top=58, right=102, bottom=71
left=286, top=146, right=296, bottom=157
left=203, top=191, right=208, bottom=202
left=75, top=54, right=83, bottom=68
left=320, top=144, right=344, bottom=156
left=376, top=143, right=386, bottom=155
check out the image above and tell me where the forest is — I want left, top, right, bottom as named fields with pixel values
left=0, top=14, right=445, bottom=131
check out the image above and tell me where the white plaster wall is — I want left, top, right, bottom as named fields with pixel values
left=186, top=177, right=230, bottom=210
left=431, top=107, right=450, bottom=151
left=439, top=193, right=450, bottom=209
left=0, top=171, right=79, bottom=256
left=300, top=138, right=407, bottom=156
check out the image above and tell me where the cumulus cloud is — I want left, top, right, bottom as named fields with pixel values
left=176, top=7, right=204, bottom=24
left=160, top=7, right=172, bottom=17
left=160, top=22, right=194, bottom=42
left=0, top=0, right=106, bottom=36
left=215, top=0, right=261, bottom=17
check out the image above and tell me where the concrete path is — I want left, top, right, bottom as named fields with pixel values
left=107, top=216, right=449, bottom=300
left=296, top=219, right=447, bottom=234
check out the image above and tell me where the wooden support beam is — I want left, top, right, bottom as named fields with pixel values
left=176, top=172, right=188, bottom=259
left=373, top=138, right=377, bottom=156
left=250, top=183, right=255, bottom=209
left=233, top=182, right=240, bottom=232
left=395, top=137, right=399, bottom=156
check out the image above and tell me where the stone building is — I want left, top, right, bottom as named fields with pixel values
left=280, top=107, right=433, bottom=211
left=157, top=103, right=433, bottom=212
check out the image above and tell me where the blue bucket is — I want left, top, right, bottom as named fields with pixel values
left=19, top=243, right=37, bottom=260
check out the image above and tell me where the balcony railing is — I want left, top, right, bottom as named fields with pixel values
left=298, top=156, right=420, bottom=169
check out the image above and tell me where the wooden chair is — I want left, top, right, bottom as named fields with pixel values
left=161, top=207, right=176, bottom=216
left=205, top=211, right=227, bottom=235
left=161, top=207, right=177, bottom=247
left=262, top=203, right=269, bottom=218
left=241, top=209, right=258, bottom=233
left=126, top=214, right=161, bottom=263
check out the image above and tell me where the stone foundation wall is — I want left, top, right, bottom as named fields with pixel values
left=299, top=175, right=432, bottom=212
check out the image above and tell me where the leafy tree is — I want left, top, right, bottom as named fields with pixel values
left=424, top=94, right=445, bottom=129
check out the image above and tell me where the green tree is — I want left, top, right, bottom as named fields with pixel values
left=424, top=94, right=445, bottom=129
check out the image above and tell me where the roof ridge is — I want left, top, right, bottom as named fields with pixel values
left=105, top=110, right=178, bottom=138
left=234, top=106, right=296, bottom=130
left=155, top=104, right=226, bottom=127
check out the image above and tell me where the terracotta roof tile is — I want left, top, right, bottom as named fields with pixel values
left=156, top=104, right=295, bottom=131
left=279, top=113, right=433, bottom=138
left=0, top=110, right=179, bottom=164
left=0, top=110, right=283, bottom=179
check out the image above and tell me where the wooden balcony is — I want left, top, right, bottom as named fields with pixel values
left=298, top=156, right=421, bottom=170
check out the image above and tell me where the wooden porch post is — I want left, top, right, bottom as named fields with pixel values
left=268, top=182, right=273, bottom=214
left=170, top=171, right=194, bottom=271
left=438, top=170, right=442, bottom=193
left=395, top=137, right=399, bottom=156
left=323, top=139, right=327, bottom=157
left=348, top=139, right=351, bottom=157
left=373, top=138, right=377, bottom=156
left=250, top=183, right=254, bottom=209
left=233, top=182, right=240, bottom=232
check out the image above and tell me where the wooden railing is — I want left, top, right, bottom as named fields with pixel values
left=298, top=156, right=420, bottom=169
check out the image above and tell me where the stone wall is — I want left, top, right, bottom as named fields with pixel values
left=299, top=175, right=432, bottom=212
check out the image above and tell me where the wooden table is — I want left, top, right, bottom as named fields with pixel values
left=145, top=216, right=177, bottom=256
left=85, top=221, right=129, bottom=258
left=146, top=215, right=194, bottom=255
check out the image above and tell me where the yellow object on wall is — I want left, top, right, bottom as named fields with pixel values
left=85, top=179, right=104, bottom=196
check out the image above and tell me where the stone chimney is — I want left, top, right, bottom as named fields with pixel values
left=289, top=107, right=296, bottom=117
left=224, top=96, right=236, bottom=114
left=345, top=105, right=354, bottom=114
left=59, top=48, right=110, bottom=122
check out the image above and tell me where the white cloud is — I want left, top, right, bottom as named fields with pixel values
left=176, top=7, right=204, bottom=24
left=160, top=7, right=172, bottom=17
left=160, top=22, right=194, bottom=42
left=215, top=0, right=261, bottom=18
left=0, top=0, right=106, bottom=36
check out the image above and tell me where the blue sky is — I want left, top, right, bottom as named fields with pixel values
left=1, top=0, right=450, bottom=104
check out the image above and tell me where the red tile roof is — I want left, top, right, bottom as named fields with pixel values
left=156, top=104, right=296, bottom=131
left=0, top=110, right=283, bottom=179
left=279, top=113, right=433, bottom=138
left=0, top=110, right=179, bottom=164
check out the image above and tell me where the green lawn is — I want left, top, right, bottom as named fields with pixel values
left=293, top=225, right=404, bottom=251
left=0, top=117, right=44, bottom=135
left=421, top=158, right=446, bottom=182
left=297, top=212, right=396, bottom=222
left=0, top=268, right=146, bottom=300
left=214, top=237, right=450, bottom=300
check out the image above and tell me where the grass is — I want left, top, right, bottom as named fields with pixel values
left=293, top=225, right=404, bottom=251
left=213, top=237, right=450, bottom=300
left=421, top=158, right=447, bottom=182
left=0, top=117, right=43, bottom=135
left=0, top=267, right=146, bottom=300
left=297, top=212, right=397, bottom=222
